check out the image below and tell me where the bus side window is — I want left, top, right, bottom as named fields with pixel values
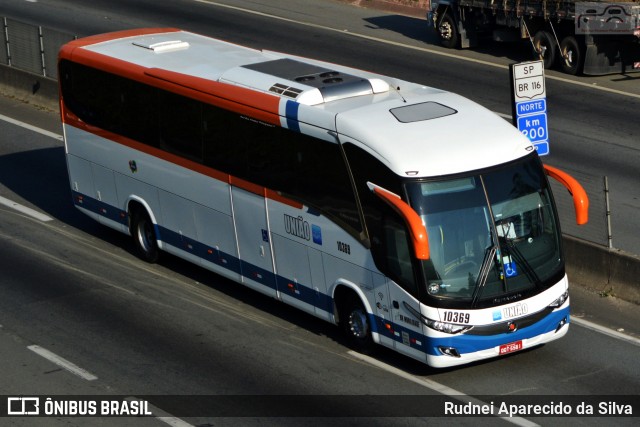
left=203, top=107, right=363, bottom=237
left=158, top=91, right=203, bottom=162
left=61, top=61, right=159, bottom=148
left=119, top=79, right=158, bottom=148
left=63, top=62, right=121, bottom=131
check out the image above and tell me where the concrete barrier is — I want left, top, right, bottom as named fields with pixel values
left=0, top=64, right=59, bottom=112
left=1, top=64, right=638, bottom=304
left=564, top=236, right=640, bottom=304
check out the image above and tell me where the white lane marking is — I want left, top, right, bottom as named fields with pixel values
left=348, top=351, right=539, bottom=426
left=0, top=114, right=58, bottom=222
left=194, top=0, right=640, bottom=100
left=156, top=418, right=195, bottom=427
left=0, top=113, right=63, bottom=141
left=495, top=112, right=513, bottom=120
left=0, top=195, right=53, bottom=222
left=126, top=397, right=195, bottom=427
left=27, top=345, right=98, bottom=381
left=572, top=317, right=640, bottom=347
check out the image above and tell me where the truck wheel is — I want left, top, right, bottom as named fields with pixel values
left=533, top=31, right=557, bottom=69
left=131, top=208, right=160, bottom=263
left=438, top=12, right=459, bottom=49
left=560, top=36, right=584, bottom=75
left=340, top=294, right=374, bottom=354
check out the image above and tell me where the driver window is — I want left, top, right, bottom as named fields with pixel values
left=382, top=216, right=418, bottom=296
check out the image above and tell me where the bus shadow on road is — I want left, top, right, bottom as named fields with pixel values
left=0, top=146, right=128, bottom=247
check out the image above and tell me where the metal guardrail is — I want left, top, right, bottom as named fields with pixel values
left=1, top=17, right=75, bottom=79
left=549, top=167, right=612, bottom=249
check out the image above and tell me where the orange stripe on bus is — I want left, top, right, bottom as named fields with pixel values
left=228, top=176, right=264, bottom=197
left=62, top=115, right=302, bottom=210
left=59, top=28, right=180, bottom=54
left=60, top=49, right=281, bottom=125
left=62, top=110, right=228, bottom=182
left=145, top=68, right=281, bottom=124
left=265, top=189, right=304, bottom=209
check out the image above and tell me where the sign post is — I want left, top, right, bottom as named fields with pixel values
left=510, top=60, right=549, bottom=156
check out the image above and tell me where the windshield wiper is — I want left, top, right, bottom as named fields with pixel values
left=471, top=245, right=497, bottom=307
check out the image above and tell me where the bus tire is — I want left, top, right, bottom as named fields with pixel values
left=559, top=36, right=584, bottom=75
left=438, top=12, right=459, bottom=49
left=533, top=30, right=557, bottom=69
left=340, top=294, right=374, bottom=354
left=130, top=208, right=160, bottom=263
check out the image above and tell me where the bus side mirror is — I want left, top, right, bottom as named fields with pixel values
left=543, top=164, right=589, bottom=225
left=367, top=182, right=430, bottom=260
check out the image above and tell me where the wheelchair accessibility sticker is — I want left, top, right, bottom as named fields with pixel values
left=503, top=256, right=518, bottom=278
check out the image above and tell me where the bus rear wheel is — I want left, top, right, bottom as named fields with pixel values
left=340, top=294, right=374, bottom=353
left=131, top=208, right=159, bottom=263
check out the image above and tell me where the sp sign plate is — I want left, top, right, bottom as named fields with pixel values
left=510, top=60, right=549, bottom=156
left=513, top=61, right=546, bottom=101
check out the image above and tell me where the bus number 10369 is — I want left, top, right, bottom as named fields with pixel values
left=443, top=311, right=470, bottom=324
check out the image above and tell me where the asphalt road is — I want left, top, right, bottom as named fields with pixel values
left=0, top=0, right=639, bottom=425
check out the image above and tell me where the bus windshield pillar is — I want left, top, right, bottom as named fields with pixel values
left=367, top=182, right=430, bottom=260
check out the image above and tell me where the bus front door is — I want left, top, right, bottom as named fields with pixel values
left=388, top=286, right=428, bottom=361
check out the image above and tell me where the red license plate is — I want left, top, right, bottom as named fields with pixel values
left=499, top=340, right=523, bottom=355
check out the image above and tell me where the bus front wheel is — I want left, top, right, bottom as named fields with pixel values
left=340, top=294, right=374, bottom=353
left=131, top=208, right=160, bottom=263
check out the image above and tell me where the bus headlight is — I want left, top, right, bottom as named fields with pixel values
left=425, top=318, right=472, bottom=334
left=548, top=291, right=569, bottom=308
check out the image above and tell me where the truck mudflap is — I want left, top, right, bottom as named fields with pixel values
left=583, top=36, right=640, bottom=75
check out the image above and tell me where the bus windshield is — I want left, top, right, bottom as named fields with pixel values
left=405, top=155, right=562, bottom=308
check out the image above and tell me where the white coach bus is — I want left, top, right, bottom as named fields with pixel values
left=58, top=28, right=588, bottom=368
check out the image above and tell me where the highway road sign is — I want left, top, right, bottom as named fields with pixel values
left=510, top=60, right=549, bottom=156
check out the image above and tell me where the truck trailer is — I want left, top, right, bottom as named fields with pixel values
left=428, top=0, right=640, bottom=75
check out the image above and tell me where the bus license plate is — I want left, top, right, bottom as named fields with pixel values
left=499, top=340, right=522, bottom=355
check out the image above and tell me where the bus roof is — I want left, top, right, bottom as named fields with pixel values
left=60, top=28, right=535, bottom=178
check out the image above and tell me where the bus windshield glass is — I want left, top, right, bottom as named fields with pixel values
left=405, top=155, right=562, bottom=308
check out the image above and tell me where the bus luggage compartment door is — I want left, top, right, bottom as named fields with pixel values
left=231, top=186, right=277, bottom=298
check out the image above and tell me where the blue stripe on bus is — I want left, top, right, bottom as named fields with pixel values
left=72, top=190, right=568, bottom=358
left=414, top=306, right=570, bottom=356
left=156, top=224, right=243, bottom=275
left=285, top=100, right=300, bottom=132
left=372, top=305, right=569, bottom=356
left=72, top=190, right=331, bottom=311
left=72, top=191, right=129, bottom=226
